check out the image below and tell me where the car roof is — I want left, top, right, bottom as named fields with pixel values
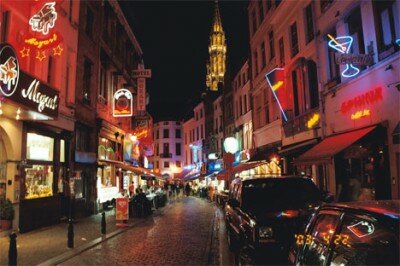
left=321, top=200, right=400, bottom=219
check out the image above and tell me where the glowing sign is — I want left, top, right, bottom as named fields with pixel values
left=29, top=2, right=58, bottom=35
left=351, top=109, right=371, bottom=120
left=347, top=221, right=375, bottom=238
left=24, top=33, right=62, bottom=49
left=137, top=78, right=146, bottom=112
left=265, top=68, right=288, bottom=121
left=340, top=87, right=382, bottom=114
left=328, top=34, right=360, bottom=78
left=306, top=113, right=320, bottom=128
left=223, top=137, right=239, bottom=154
left=113, top=89, right=133, bottom=117
left=0, top=45, right=20, bottom=97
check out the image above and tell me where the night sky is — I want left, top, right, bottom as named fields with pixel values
left=120, top=0, right=249, bottom=122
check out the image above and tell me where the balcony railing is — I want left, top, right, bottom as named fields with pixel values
left=283, top=108, right=320, bottom=137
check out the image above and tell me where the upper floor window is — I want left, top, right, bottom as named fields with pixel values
left=156, top=130, right=159, bottom=139
left=258, top=1, right=264, bottom=23
left=244, top=94, right=248, bottom=113
left=85, top=6, right=94, bottom=39
left=269, top=30, right=275, bottom=60
left=99, top=63, right=107, bottom=101
left=83, top=58, right=92, bottom=104
left=176, top=143, right=181, bottom=156
left=266, top=0, right=272, bottom=12
left=279, top=37, right=285, bottom=66
left=290, top=22, right=299, bottom=57
left=253, top=50, right=258, bottom=76
left=175, top=129, right=181, bottom=139
left=260, top=42, right=266, bottom=69
left=327, top=29, right=341, bottom=83
left=163, top=129, right=169, bottom=138
left=275, top=0, right=282, bottom=7
left=252, top=10, right=257, bottom=35
left=373, top=0, right=398, bottom=59
left=320, top=0, right=334, bottom=13
left=305, top=3, right=315, bottom=44
left=200, top=109, right=203, bottom=118
left=346, top=7, right=366, bottom=71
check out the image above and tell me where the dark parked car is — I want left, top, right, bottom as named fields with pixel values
left=289, top=200, right=399, bottom=265
left=225, top=176, right=330, bottom=264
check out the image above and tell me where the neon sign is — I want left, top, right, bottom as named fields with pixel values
left=0, top=45, right=20, bottom=97
left=24, top=33, right=62, bottom=49
left=29, top=2, right=58, bottom=35
left=113, top=89, right=133, bottom=117
left=351, top=109, right=370, bottom=120
left=340, top=87, right=382, bottom=114
left=347, top=221, right=375, bottom=238
left=328, top=34, right=360, bottom=78
left=306, top=113, right=320, bottom=128
left=265, top=68, right=288, bottom=122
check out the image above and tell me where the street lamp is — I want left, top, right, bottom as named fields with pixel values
left=223, top=137, right=238, bottom=188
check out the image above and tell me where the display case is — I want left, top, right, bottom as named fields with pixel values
left=24, top=165, right=54, bottom=199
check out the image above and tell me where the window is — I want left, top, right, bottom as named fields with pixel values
left=24, top=165, right=54, bottom=199
left=264, top=90, right=269, bottom=124
left=163, top=161, right=170, bottom=168
left=196, top=127, right=199, bottom=140
left=83, top=58, right=92, bottom=104
left=327, top=29, right=341, bottom=82
left=239, top=96, right=243, bottom=116
left=266, top=0, right=272, bottom=12
left=260, top=42, right=266, bottom=69
left=290, top=22, right=299, bottom=57
left=176, top=161, right=181, bottom=168
left=85, top=6, right=94, bottom=38
left=47, top=56, right=54, bottom=85
left=252, top=10, right=257, bottom=35
left=156, top=130, right=159, bottom=139
left=26, top=133, right=54, bottom=161
left=244, top=94, right=247, bottom=113
left=305, top=4, right=315, bottom=43
left=347, top=7, right=366, bottom=71
left=253, top=50, right=258, bottom=76
left=176, top=143, right=181, bottom=156
left=279, top=37, right=285, bottom=66
left=76, top=126, right=90, bottom=152
left=156, top=144, right=159, bottom=156
left=99, top=63, right=107, bottom=101
left=185, top=133, right=187, bottom=144
left=320, top=0, right=334, bottom=13
left=258, top=1, right=264, bottom=23
left=275, top=0, right=282, bottom=7
left=330, top=215, right=399, bottom=265
left=1, top=11, right=9, bottom=42
left=373, top=0, right=397, bottom=59
left=307, top=60, right=319, bottom=109
left=175, top=129, right=181, bottom=138
left=291, top=69, right=300, bottom=117
left=269, top=30, right=275, bottom=60
left=300, top=213, right=341, bottom=265
left=163, top=129, right=169, bottom=138
left=200, top=124, right=204, bottom=139
left=163, top=143, right=169, bottom=154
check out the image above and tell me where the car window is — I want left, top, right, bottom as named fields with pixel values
left=300, top=213, right=341, bottom=265
left=329, top=214, right=399, bottom=265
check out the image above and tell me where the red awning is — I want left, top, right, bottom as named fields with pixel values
left=295, top=126, right=376, bottom=165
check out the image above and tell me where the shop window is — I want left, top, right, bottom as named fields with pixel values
left=305, top=3, right=315, bottom=44
left=60, top=139, right=65, bottom=163
left=244, top=94, right=248, bottom=113
left=269, top=30, right=275, bottom=61
left=373, top=0, right=398, bottom=60
left=24, top=165, right=54, bottom=199
left=164, top=161, right=170, bottom=168
left=98, top=138, right=115, bottom=160
left=72, top=171, right=84, bottom=199
left=26, top=133, right=54, bottom=161
left=101, top=165, right=115, bottom=187
left=290, top=22, right=299, bottom=57
left=260, top=42, right=266, bottom=69
left=156, top=130, right=159, bottom=139
left=279, top=37, right=285, bottom=66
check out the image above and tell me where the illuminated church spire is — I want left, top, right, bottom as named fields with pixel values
left=206, top=0, right=226, bottom=91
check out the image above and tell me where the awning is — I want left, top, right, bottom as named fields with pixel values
left=117, top=162, right=163, bottom=179
left=183, top=172, right=200, bottom=181
left=295, top=126, right=376, bottom=165
left=278, top=139, right=318, bottom=155
left=175, top=168, right=192, bottom=179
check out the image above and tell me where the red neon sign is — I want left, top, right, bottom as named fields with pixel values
left=341, top=87, right=383, bottom=114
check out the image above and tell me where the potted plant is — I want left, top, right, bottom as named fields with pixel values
left=0, top=198, right=14, bottom=230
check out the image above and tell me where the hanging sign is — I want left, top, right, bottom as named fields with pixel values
left=0, top=44, right=59, bottom=117
left=335, top=54, right=373, bottom=66
left=136, top=78, right=146, bottom=112
left=113, top=88, right=133, bottom=117
left=132, top=69, right=152, bottom=78
left=116, top=197, right=129, bottom=220
left=265, top=68, right=288, bottom=121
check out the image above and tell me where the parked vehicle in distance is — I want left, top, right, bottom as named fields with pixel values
left=289, top=200, right=399, bottom=265
left=225, top=176, right=331, bottom=264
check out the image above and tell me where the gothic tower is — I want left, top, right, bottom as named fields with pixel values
left=206, top=0, right=226, bottom=91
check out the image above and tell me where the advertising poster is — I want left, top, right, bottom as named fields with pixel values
left=116, top=197, right=129, bottom=220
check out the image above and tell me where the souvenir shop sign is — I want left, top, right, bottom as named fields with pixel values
left=113, top=89, right=133, bottom=117
left=116, top=197, right=129, bottom=220
left=0, top=44, right=59, bottom=118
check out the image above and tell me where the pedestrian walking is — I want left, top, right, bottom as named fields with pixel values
left=185, top=183, right=191, bottom=197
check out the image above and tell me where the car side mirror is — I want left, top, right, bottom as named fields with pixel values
left=228, top=199, right=240, bottom=208
left=323, top=192, right=334, bottom=203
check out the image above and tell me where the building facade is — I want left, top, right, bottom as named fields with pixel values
left=150, top=121, right=183, bottom=179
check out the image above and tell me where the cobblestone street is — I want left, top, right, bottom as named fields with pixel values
left=61, top=197, right=232, bottom=265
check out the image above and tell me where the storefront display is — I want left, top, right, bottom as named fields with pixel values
left=26, top=133, right=54, bottom=161
left=24, top=165, right=53, bottom=199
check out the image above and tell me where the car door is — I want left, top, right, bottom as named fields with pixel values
left=297, top=210, right=342, bottom=266
left=327, top=212, right=399, bottom=265
left=226, top=183, right=240, bottom=234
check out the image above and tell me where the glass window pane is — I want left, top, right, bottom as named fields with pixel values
left=25, top=165, right=54, bottom=199
left=60, top=139, right=65, bottom=163
left=26, top=133, right=54, bottom=161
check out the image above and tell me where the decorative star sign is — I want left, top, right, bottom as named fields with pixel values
left=53, top=45, right=63, bottom=56
left=36, top=51, right=46, bottom=61
left=20, top=47, right=30, bottom=58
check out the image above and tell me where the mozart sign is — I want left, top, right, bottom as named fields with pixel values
left=113, top=88, right=133, bottom=117
left=0, top=44, right=59, bottom=118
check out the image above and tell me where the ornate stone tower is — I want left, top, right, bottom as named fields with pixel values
left=206, top=0, right=226, bottom=91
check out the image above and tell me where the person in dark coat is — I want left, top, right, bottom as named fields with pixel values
left=185, top=183, right=191, bottom=197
